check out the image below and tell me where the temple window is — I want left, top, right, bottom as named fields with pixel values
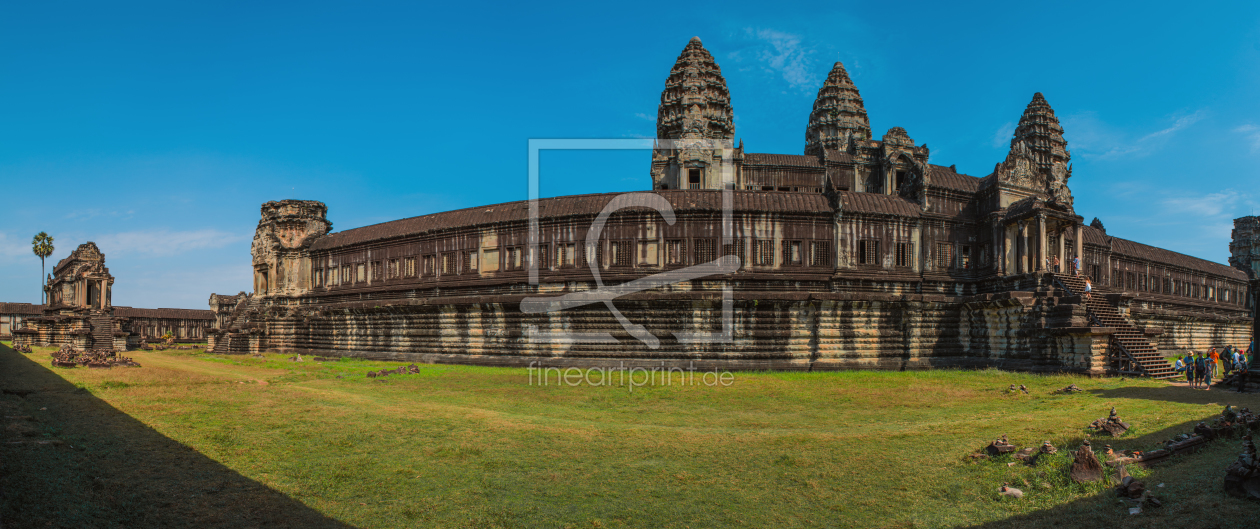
left=356, top=264, right=366, bottom=283
left=694, top=238, right=717, bottom=264
left=782, top=240, right=803, bottom=266
left=404, top=257, right=416, bottom=277
left=313, top=268, right=322, bottom=287
left=895, top=243, right=910, bottom=267
left=371, top=261, right=382, bottom=281
left=666, top=239, right=685, bottom=265
left=722, top=239, right=746, bottom=264
left=579, top=244, right=595, bottom=267
left=934, top=242, right=952, bottom=269
left=809, top=241, right=832, bottom=267
left=688, top=168, right=702, bottom=189
left=534, top=245, right=548, bottom=270
left=960, top=245, right=971, bottom=269
left=559, top=244, right=576, bottom=267
left=423, top=255, right=435, bottom=276
left=895, top=170, right=906, bottom=192
left=441, top=253, right=457, bottom=274
left=610, top=241, right=631, bottom=267
left=461, top=251, right=472, bottom=274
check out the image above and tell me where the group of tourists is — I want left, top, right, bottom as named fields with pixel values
left=1174, top=341, right=1254, bottom=392
left=1045, top=255, right=1082, bottom=276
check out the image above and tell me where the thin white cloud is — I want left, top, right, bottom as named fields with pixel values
left=634, top=112, right=655, bottom=122
left=1062, top=110, right=1206, bottom=160
left=1234, top=124, right=1260, bottom=152
left=731, top=28, right=817, bottom=91
left=991, top=122, right=1015, bottom=149
left=0, top=231, right=32, bottom=262
left=93, top=229, right=246, bottom=257
left=1161, top=190, right=1241, bottom=218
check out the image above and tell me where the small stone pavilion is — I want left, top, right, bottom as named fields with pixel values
left=11, top=242, right=216, bottom=350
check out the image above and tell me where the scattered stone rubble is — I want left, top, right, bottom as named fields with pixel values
left=1088, top=407, right=1131, bottom=437
left=49, top=344, right=140, bottom=368
left=11, top=344, right=33, bottom=353
left=985, top=435, right=1016, bottom=456
left=367, top=364, right=421, bottom=379
left=1224, top=435, right=1260, bottom=501
left=1057, top=383, right=1083, bottom=393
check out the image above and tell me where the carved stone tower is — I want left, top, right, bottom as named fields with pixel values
left=1231, top=216, right=1260, bottom=279
left=992, top=93, right=1074, bottom=209
left=805, top=62, right=872, bottom=156
left=651, top=37, right=735, bottom=191
left=251, top=200, right=332, bottom=298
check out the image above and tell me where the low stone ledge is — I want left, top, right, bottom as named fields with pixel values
left=1049, top=326, right=1117, bottom=336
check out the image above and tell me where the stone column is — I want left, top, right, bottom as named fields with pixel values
left=1036, top=215, right=1047, bottom=271
left=1057, top=226, right=1066, bottom=268
left=1074, top=223, right=1084, bottom=263
left=1018, top=222, right=1028, bottom=274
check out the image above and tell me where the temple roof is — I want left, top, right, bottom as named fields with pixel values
left=927, top=165, right=983, bottom=193
left=0, top=303, right=45, bottom=315
left=310, top=191, right=834, bottom=251
left=805, top=62, right=871, bottom=155
left=656, top=37, right=733, bottom=141
left=838, top=191, right=921, bottom=217
left=113, top=307, right=216, bottom=320
left=743, top=153, right=823, bottom=168
left=1082, top=226, right=1247, bottom=280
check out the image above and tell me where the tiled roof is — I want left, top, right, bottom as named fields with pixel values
left=311, top=190, right=834, bottom=250
left=927, top=165, right=982, bottom=193
left=0, top=303, right=44, bottom=314
left=742, top=153, right=823, bottom=168
left=823, top=149, right=855, bottom=164
left=838, top=191, right=921, bottom=217
left=114, top=307, right=215, bottom=320
left=1083, top=226, right=1247, bottom=280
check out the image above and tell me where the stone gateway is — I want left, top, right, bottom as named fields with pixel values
left=207, top=38, right=1253, bottom=375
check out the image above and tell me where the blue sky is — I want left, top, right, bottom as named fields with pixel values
left=2, top=1, right=1258, bottom=308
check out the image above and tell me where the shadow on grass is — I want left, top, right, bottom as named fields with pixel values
left=1088, top=384, right=1254, bottom=406
left=963, top=412, right=1260, bottom=528
left=0, top=344, right=355, bottom=529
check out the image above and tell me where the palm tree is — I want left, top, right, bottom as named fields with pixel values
left=31, top=232, right=54, bottom=304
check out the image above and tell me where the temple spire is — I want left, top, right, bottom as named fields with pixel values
left=805, top=61, right=871, bottom=155
left=1010, top=92, right=1069, bottom=174
left=655, top=36, right=733, bottom=141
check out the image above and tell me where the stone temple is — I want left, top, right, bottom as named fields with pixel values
left=9, top=242, right=215, bottom=350
left=207, top=37, right=1255, bottom=377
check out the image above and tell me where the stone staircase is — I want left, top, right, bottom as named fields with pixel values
left=89, top=311, right=115, bottom=351
left=1052, top=273, right=1178, bottom=379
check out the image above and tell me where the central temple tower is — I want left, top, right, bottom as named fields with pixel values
left=650, top=37, right=735, bottom=191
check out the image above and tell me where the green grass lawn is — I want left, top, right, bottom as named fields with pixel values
left=2, top=342, right=1258, bottom=528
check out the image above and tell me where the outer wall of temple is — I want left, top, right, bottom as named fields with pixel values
left=207, top=38, right=1255, bottom=374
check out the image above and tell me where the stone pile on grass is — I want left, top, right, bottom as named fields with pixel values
left=49, top=345, right=140, bottom=368
left=367, top=364, right=421, bottom=379
left=1088, top=407, right=1130, bottom=437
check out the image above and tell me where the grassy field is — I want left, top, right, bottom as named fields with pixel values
left=2, top=342, right=1258, bottom=529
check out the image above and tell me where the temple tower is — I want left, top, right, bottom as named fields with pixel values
left=804, top=62, right=872, bottom=156
left=251, top=200, right=332, bottom=298
left=651, top=37, right=735, bottom=191
left=1010, top=93, right=1070, bottom=176
left=992, top=93, right=1074, bottom=209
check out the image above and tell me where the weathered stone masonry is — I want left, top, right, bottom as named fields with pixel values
left=209, top=37, right=1253, bottom=375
